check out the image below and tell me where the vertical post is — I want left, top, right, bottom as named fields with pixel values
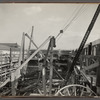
left=79, top=56, right=83, bottom=69
left=42, top=66, right=46, bottom=96
left=27, top=26, right=34, bottom=58
left=85, top=57, right=89, bottom=74
left=10, top=48, right=12, bottom=63
left=88, top=42, right=92, bottom=55
left=94, top=46, right=96, bottom=56
left=18, top=33, right=24, bottom=66
left=9, top=48, right=12, bottom=70
left=90, top=77, right=93, bottom=89
left=22, top=32, right=25, bottom=62
left=25, top=26, right=34, bottom=75
left=11, top=33, right=25, bottom=96
left=49, top=37, right=55, bottom=96
left=42, top=39, right=51, bottom=96
left=11, top=72, right=16, bottom=96
left=96, top=58, right=100, bottom=95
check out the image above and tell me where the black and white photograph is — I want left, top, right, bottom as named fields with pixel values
left=0, top=3, right=100, bottom=97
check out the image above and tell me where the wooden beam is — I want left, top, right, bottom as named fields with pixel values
left=42, top=40, right=51, bottom=96
left=27, top=26, right=34, bottom=58
left=11, top=72, right=16, bottom=96
left=0, top=78, right=10, bottom=88
left=49, top=37, right=54, bottom=96
left=10, top=48, right=12, bottom=63
left=18, top=32, right=25, bottom=66
left=84, top=62, right=99, bottom=70
left=22, top=33, right=25, bottom=62
left=42, top=66, right=46, bottom=96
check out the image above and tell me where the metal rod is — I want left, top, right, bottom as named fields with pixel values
left=11, top=72, right=16, bottom=96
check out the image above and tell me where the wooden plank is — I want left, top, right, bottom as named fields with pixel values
left=0, top=78, right=10, bottom=88
left=11, top=72, right=16, bottom=96
left=0, top=64, right=10, bottom=68
left=22, top=33, right=25, bottom=62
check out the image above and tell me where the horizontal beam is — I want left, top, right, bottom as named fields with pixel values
left=84, top=62, right=99, bottom=70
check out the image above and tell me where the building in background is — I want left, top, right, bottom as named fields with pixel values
left=0, top=43, right=20, bottom=64
left=82, top=39, right=100, bottom=56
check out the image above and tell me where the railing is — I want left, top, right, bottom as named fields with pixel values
left=0, top=54, right=19, bottom=65
left=0, top=54, right=19, bottom=85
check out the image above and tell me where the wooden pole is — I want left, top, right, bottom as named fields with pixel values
left=27, top=26, right=34, bottom=58
left=11, top=72, right=16, bottom=96
left=10, top=48, right=12, bottom=63
left=11, top=33, right=25, bottom=96
left=42, top=39, right=51, bottom=96
left=42, top=66, right=46, bottom=96
left=18, top=32, right=25, bottom=66
left=10, top=48, right=17, bottom=96
left=22, top=32, right=25, bottom=62
left=49, top=37, right=55, bottom=96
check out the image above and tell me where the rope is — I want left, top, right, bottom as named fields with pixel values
left=55, top=4, right=86, bottom=41
left=63, top=5, right=85, bottom=32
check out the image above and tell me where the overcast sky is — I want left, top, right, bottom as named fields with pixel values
left=0, top=3, right=100, bottom=50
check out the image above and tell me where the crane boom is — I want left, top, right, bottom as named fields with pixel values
left=65, top=4, right=100, bottom=84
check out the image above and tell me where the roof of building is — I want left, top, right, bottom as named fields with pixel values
left=0, top=43, right=20, bottom=51
left=0, top=43, right=20, bottom=48
left=84, top=38, right=100, bottom=48
left=0, top=45, right=10, bottom=50
left=92, top=39, right=100, bottom=45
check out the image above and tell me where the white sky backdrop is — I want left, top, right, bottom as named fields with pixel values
left=0, top=3, right=100, bottom=50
